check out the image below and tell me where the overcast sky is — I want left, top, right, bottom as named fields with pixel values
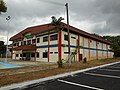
left=0, top=0, right=120, bottom=44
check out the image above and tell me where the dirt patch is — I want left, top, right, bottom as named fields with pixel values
left=0, top=58, right=120, bottom=87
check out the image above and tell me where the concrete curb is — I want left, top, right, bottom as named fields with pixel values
left=1, top=61, right=120, bottom=90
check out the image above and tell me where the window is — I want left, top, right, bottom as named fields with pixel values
left=27, top=40, right=31, bottom=45
left=16, top=54, right=19, bottom=57
left=23, top=53, right=26, bottom=57
left=20, top=54, right=22, bottom=57
left=64, top=34, right=68, bottom=41
left=64, top=52, right=69, bottom=54
left=14, top=43, right=16, bottom=46
left=43, top=52, right=48, bottom=58
left=17, top=43, right=19, bottom=46
left=24, top=41, right=26, bottom=45
left=21, top=42, right=23, bottom=46
left=37, top=38, right=40, bottom=43
left=31, top=53, right=35, bottom=57
left=50, top=34, right=58, bottom=41
left=50, top=52, right=53, bottom=54
left=54, top=52, right=58, bottom=54
left=37, top=52, right=39, bottom=58
left=71, top=36, right=76, bottom=39
left=90, top=40, right=92, bottom=43
left=32, top=39, right=36, bottom=44
left=43, top=36, right=48, bottom=42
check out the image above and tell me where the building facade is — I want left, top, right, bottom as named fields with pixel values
left=10, top=23, right=113, bottom=62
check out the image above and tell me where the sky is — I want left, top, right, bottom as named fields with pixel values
left=0, top=0, right=120, bottom=44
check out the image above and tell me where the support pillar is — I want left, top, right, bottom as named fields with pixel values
left=58, top=30, right=62, bottom=61
left=78, top=35, right=80, bottom=61
left=48, top=32, right=50, bottom=62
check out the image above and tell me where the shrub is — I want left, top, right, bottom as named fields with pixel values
left=83, top=57, right=87, bottom=63
left=57, top=59, right=63, bottom=68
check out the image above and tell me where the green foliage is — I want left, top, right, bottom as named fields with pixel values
left=103, top=35, right=120, bottom=57
left=0, top=41, right=6, bottom=58
left=83, top=57, right=87, bottom=63
left=51, top=16, right=64, bottom=27
left=0, top=0, right=7, bottom=14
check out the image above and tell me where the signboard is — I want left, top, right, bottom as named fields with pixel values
left=24, top=33, right=34, bottom=39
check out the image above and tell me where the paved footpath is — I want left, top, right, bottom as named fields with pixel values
left=1, top=61, right=120, bottom=90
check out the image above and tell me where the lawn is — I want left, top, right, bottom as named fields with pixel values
left=0, top=58, right=120, bottom=87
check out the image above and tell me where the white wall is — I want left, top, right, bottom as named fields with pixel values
left=83, top=38, right=89, bottom=58
left=62, top=31, right=78, bottom=61
left=98, top=42, right=102, bottom=49
left=84, top=38, right=88, bottom=47
left=90, top=40, right=96, bottom=57
left=50, top=47, right=58, bottom=62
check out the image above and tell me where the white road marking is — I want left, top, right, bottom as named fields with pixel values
left=99, top=68, right=120, bottom=72
left=58, top=79, right=104, bottom=90
left=109, top=66, right=120, bottom=69
left=84, top=72, right=120, bottom=79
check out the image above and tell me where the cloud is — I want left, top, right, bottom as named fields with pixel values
left=0, top=0, right=120, bottom=44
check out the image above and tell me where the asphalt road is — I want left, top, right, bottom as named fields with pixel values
left=17, top=62, right=120, bottom=90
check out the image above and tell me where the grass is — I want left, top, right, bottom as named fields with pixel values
left=0, top=58, right=120, bottom=87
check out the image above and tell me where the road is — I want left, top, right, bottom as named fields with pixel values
left=12, top=62, right=120, bottom=90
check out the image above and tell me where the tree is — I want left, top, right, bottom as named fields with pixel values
left=103, top=36, right=120, bottom=57
left=0, top=41, right=6, bottom=58
left=0, top=0, right=7, bottom=14
left=51, top=16, right=64, bottom=26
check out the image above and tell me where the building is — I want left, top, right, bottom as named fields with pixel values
left=10, top=22, right=113, bottom=62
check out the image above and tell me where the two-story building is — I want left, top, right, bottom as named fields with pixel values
left=10, top=22, right=113, bottom=62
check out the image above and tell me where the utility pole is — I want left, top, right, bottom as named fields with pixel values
left=65, top=3, right=71, bottom=64
left=5, top=16, right=11, bottom=63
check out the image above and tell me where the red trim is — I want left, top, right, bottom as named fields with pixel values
left=96, top=41, right=98, bottom=60
left=58, top=31, right=62, bottom=61
left=48, top=32, right=50, bottom=62
left=78, top=35, right=80, bottom=61
left=12, top=42, right=14, bottom=59
left=12, top=44, right=36, bottom=51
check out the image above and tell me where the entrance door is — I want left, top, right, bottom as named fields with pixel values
left=26, top=53, right=31, bottom=60
left=80, top=54, right=82, bottom=61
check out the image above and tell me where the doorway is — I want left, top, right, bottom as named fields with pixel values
left=26, top=53, right=31, bottom=60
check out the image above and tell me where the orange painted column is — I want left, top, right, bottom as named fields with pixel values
left=58, top=30, right=62, bottom=61
left=48, top=32, right=50, bottom=62
left=83, top=37, right=84, bottom=59
left=11, top=42, right=14, bottom=59
left=88, top=39, right=90, bottom=59
left=78, top=35, right=80, bottom=61
left=96, top=41, right=98, bottom=60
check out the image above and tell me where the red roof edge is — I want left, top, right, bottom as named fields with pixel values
left=10, top=22, right=110, bottom=44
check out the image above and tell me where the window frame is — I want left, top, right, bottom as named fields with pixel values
left=16, top=54, right=19, bottom=57
left=36, top=52, right=39, bottom=58
left=43, top=52, right=48, bottom=58
left=43, top=36, right=48, bottom=42
left=64, top=34, right=68, bottom=41
left=27, top=40, right=31, bottom=45
left=50, top=34, right=58, bottom=41
left=37, top=38, right=40, bottom=43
